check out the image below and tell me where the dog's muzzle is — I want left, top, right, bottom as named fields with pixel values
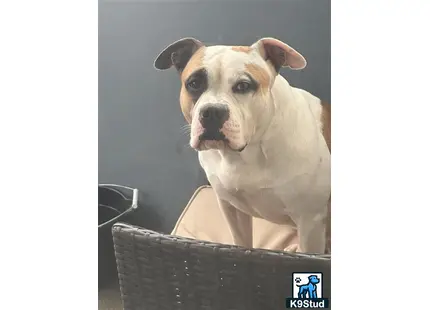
left=198, top=104, right=229, bottom=142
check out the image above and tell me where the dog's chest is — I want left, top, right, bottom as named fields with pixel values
left=201, top=156, right=303, bottom=223
left=224, top=186, right=295, bottom=224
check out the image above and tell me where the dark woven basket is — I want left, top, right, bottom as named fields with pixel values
left=113, top=222, right=331, bottom=310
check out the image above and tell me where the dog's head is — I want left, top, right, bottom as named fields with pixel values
left=154, top=37, right=306, bottom=152
left=308, top=275, right=320, bottom=284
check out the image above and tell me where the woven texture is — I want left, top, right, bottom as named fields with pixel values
left=113, top=223, right=331, bottom=310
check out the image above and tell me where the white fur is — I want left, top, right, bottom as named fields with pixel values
left=186, top=45, right=330, bottom=254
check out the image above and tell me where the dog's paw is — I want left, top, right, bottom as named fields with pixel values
left=284, top=244, right=299, bottom=253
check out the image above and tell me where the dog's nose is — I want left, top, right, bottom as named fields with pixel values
left=199, top=104, right=229, bottom=128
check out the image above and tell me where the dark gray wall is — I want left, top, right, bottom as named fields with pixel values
left=99, top=0, right=330, bottom=233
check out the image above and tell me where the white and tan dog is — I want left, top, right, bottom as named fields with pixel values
left=154, top=37, right=331, bottom=254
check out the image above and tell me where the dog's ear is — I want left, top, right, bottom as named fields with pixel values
left=251, top=37, right=307, bottom=72
left=154, top=37, right=204, bottom=73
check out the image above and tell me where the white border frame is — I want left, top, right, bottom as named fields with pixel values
left=1, top=1, right=429, bottom=309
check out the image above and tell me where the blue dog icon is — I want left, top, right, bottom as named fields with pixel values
left=296, top=275, right=320, bottom=298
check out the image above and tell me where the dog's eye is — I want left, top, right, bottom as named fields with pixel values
left=185, top=69, right=208, bottom=97
left=232, top=81, right=252, bottom=94
left=187, top=79, right=202, bottom=91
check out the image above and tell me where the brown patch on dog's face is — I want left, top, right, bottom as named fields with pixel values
left=179, top=88, right=193, bottom=123
left=244, top=63, right=271, bottom=93
left=320, top=101, right=331, bottom=152
left=181, top=47, right=206, bottom=82
left=179, top=47, right=206, bottom=123
left=232, top=46, right=252, bottom=53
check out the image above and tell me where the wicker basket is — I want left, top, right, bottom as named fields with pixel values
left=112, top=222, right=331, bottom=310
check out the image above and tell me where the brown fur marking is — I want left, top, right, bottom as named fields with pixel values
left=179, top=89, right=193, bottom=124
left=179, top=47, right=206, bottom=123
left=320, top=101, right=331, bottom=152
left=320, top=100, right=331, bottom=254
left=244, top=63, right=271, bottom=93
left=181, top=47, right=206, bottom=82
left=232, top=46, right=252, bottom=53
left=325, top=197, right=331, bottom=254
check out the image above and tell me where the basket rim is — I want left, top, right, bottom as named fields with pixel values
left=112, top=222, right=331, bottom=260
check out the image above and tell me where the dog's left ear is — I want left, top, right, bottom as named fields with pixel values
left=154, top=37, right=204, bottom=73
left=251, top=37, right=307, bottom=72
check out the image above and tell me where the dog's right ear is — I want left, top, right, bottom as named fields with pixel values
left=251, top=37, right=307, bottom=73
left=154, top=37, right=204, bottom=73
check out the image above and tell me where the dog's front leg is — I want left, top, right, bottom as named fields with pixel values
left=296, top=212, right=327, bottom=254
left=217, top=197, right=253, bottom=248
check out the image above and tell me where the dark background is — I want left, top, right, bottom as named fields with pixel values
left=99, top=0, right=331, bottom=233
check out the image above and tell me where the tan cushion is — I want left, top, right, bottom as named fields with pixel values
left=171, top=186, right=299, bottom=252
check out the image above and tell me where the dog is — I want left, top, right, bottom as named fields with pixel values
left=154, top=37, right=331, bottom=254
left=297, top=275, right=320, bottom=299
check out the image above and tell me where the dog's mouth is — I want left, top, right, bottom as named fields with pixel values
left=196, top=131, right=247, bottom=152
left=196, top=131, right=228, bottom=151
left=199, top=130, right=227, bottom=142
